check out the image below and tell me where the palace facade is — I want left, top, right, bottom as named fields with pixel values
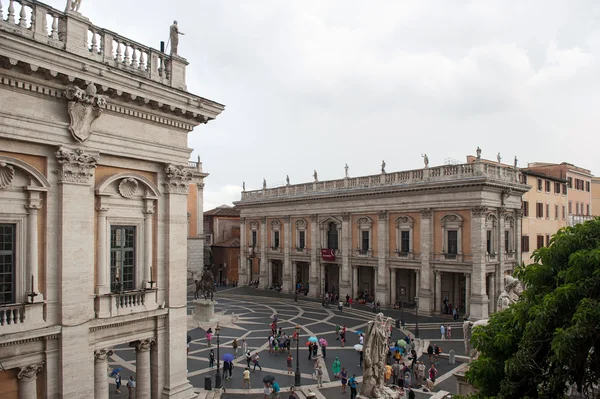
left=0, top=2, right=222, bottom=398
left=235, top=154, right=529, bottom=320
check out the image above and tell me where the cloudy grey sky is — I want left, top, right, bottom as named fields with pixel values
left=48, top=1, right=600, bottom=211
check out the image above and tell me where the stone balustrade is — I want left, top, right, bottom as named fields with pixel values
left=241, top=162, right=521, bottom=201
left=95, top=290, right=158, bottom=318
left=0, top=302, right=46, bottom=334
left=0, top=0, right=184, bottom=88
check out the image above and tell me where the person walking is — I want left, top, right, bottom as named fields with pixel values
left=340, top=330, right=346, bottom=348
left=242, top=339, right=248, bottom=355
left=253, top=353, right=262, bottom=371
left=233, top=338, right=239, bottom=357
left=349, top=374, right=358, bottom=399
left=209, top=349, right=215, bottom=369
left=312, top=343, right=318, bottom=358
left=358, top=350, right=363, bottom=368
left=335, top=324, right=341, bottom=340
left=392, top=361, right=401, bottom=386
left=332, top=357, right=341, bottom=378
left=339, top=300, right=344, bottom=313
left=340, top=367, right=348, bottom=393
left=206, top=327, right=213, bottom=347
left=126, top=376, right=136, bottom=399
left=447, top=325, right=452, bottom=339
left=434, top=344, right=441, bottom=365
left=242, top=367, right=251, bottom=389
left=115, top=371, right=122, bottom=394
left=440, top=325, right=445, bottom=340
left=428, top=363, right=438, bottom=386
left=287, top=353, right=293, bottom=374
left=315, top=365, right=324, bottom=388
left=307, top=342, right=313, bottom=360
left=427, top=344, right=434, bottom=363
left=272, top=381, right=281, bottom=399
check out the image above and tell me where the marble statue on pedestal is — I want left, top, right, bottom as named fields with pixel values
left=66, top=0, right=82, bottom=12
left=358, top=313, right=400, bottom=399
left=421, top=153, right=429, bottom=167
left=169, top=21, right=185, bottom=56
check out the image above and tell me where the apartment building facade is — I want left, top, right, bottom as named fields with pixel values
left=235, top=153, right=529, bottom=320
left=0, top=3, right=223, bottom=398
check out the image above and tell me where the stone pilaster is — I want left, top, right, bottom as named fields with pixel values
left=390, top=268, right=397, bottom=304
left=418, top=209, right=433, bottom=314
left=283, top=216, right=292, bottom=293
left=309, top=214, right=319, bottom=299
left=259, top=217, right=268, bottom=288
left=55, top=146, right=98, bottom=397
left=151, top=325, right=165, bottom=399
left=18, top=363, right=44, bottom=399
left=94, top=349, right=113, bottom=399
left=435, top=271, right=442, bottom=313
left=515, top=209, right=523, bottom=266
left=470, top=206, right=490, bottom=320
left=497, top=208, right=506, bottom=305
left=132, top=339, right=154, bottom=398
left=340, top=213, right=351, bottom=295
left=143, top=199, right=155, bottom=287
left=196, top=182, right=205, bottom=274
left=376, top=210, right=389, bottom=305
left=352, top=266, right=358, bottom=299
left=239, top=218, right=248, bottom=286
left=465, top=273, right=471, bottom=316
left=95, top=195, right=110, bottom=296
left=488, top=273, right=496, bottom=315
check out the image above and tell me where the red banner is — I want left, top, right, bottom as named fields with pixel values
left=321, top=248, right=336, bottom=261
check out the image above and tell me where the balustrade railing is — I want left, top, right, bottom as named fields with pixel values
left=0, top=0, right=65, bottom=45
left=241, top=161, right=522, bottom=201
left=115, top=291, right=145, bottom=309
left=0, top=303, right=24, bottom=326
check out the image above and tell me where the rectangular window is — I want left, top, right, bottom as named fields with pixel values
left=251, top=230, right=257, bottom=247
left=569, top=201, right=572, bottom=215
left=546, top=234, right=550, bottom=246
left=562, top=184, right=567, bottom=195
left=0, top=224, right=16, bottom=305
left=504, top=230, right=509, bottom=252
left=521, top=174, right=528, bottom=184
left=554, top=182, right=560, bottom=193
left=537, top=179, right=542, bottom=191
left=447, top=230, right=458, bottom=258
left=586, top=181, right=591, bottom=192
left=299, top=231, right=306, bottom=249
left=537, top=235, right=544, bottom=249
left=522, top=201, right=529, bottom=217
left=555, top=205, right=559, bottom=219
left=273, top=231, right=280, bottom=248
left=562, top=205, right=566, bottom=219
left=361, top=230, right=369, bottom=251
left=110, top=226, right=136, bottom=292
left=400, top=230, right=410, bottom=254
left=521, top=235, right=529, bottom=252
left=568, top=177, right=573, bottom=188
left=546, top=204, right=550, bottom=218
left=486, top=230, right=492, bottom=254
left=586, top=204, right=590, bottom=216
left=576, top=202, right=580, bottom=215
left=545, top=180, right=551, bottom=192
left=536, top=202, right=543, bottom=218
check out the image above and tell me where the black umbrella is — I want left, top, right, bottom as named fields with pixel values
left=263, top=375, right=276, bottom=383
left=187, top=335, right=192, bottom=344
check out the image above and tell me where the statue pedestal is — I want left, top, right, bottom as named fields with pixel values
left=193, top=299, right=218, bottom=323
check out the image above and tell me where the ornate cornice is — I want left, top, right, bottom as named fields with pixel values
left=471, top=206, right=488, bottom=217
left=18, top=363, right=44, bottom=380
left=163, top=164, right=192, bottom=194
left=55, top=146, right=99, bottom=184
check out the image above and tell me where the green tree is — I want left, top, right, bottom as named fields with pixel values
left=465, top=218, right=600, bottom=398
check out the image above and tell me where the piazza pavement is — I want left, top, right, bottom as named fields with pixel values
left=107, top=285, right=468, bottom=399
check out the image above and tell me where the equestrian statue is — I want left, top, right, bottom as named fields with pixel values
left=195, top=269, right=215, bottom=301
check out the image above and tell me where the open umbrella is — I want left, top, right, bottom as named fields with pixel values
left=222, top=353, right=235, bottom=362
left=308, top=336, right=318, bottom=343
left=263, top=375, right=276, bottom=383
left=110, top=367, right=122, bottom=377
left=354, top=344, right=363, bottom=352
left=354, top=330, right=364, bottom=335
left=319, top=338, right=328, bottom=347
left=397, top=339, right=407, bottom=347
left=389, top=346, right=401, bottom=353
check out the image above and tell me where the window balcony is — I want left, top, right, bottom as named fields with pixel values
left=270, top=246, right=281, bottom=253
left=356, top=249, right=372, bottom=257
left=395, top=250, right=414, bottom=260
left=486, top=252, right=498, bottom=262
left=0, top=301, right=46, bottom=335
left=440, top=252, right=462, bottom=261
left=95, top=289, right=158, bottom=318
left=294, top=247, right=309, bottom=254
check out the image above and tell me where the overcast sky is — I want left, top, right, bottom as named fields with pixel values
left=47, top=1, right=600, bottom=211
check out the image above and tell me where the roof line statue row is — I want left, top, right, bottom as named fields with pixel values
left=0, top=55, right=221, bottom=125
left=234, top=182, right=529, bottom=207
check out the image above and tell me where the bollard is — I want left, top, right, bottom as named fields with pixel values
left=204, top=376, right=212, bottom=390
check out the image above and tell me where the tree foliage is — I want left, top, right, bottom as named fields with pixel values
left=465, top=218, right=600, bottom=398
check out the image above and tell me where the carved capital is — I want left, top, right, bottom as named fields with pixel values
left=377, top=210, right=388, bottom=221
left=65, top=83, right=108, bottom=143
left=240, top=217, right=246, bottom=224
left=283, top=215, right=291, bottom=223
left=18, top=363, right=44, bottom=380
left=310, top=214, right=318, bottom=222
left=471, top=206, right=488, bottom=217
left=260, top=216, right=267, bottom=225
left=198, top=183, right=205, bottom=189
left=420, top=208, right=432, bottom=219
left=0, top=162, right=16, bottom=189
left=94, top=348, right=114, bottom=362
left=55, top=146, right=99, bottom=184
left=342, top=212, right=351, bottom=222
left=163, top=164, right=192, bottom=194
left=514, top=209, right=523, bottom=219
left=130, top=338, right=155, bottom=352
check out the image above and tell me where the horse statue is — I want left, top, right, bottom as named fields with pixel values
left=195, top=270, right=215, bottom=301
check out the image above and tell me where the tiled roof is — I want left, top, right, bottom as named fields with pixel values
left=204, top=205, right=240, bottom=217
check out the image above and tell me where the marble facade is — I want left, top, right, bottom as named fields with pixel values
left=0, top=2, right=223, bottom=398
left=235, top=159, right=529, bottom=320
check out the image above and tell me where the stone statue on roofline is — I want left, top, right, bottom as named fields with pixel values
left=242, top=181, right=245, bottom=191
left=66, top=0, right=82, bottom=13
left=344, top=163, right=349, bottom=178
left=262, top=178, right=267, bottom=189
left=421, top=153, right=429, bottom=168
left=313, top=170, right=318, bottom=182
left=381, top=160, right=386, bottom=174
left=497, top=152, right=502, bottom=163
left=286, top=175, right=290, bottom=185
left=169, top=21, right=185, bottom=56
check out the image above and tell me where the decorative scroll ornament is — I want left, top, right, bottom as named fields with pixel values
left=0, top=162, right=16, bottom=189
left=65, top=83, right=108, bottom=143
left=471, top=205, right=488, bottom=217
left=94, top=348, right=114, bottom=361
left=55, top=147, right=99, bottom=184
left=163, top=164, right=192, bottom=194
left=420, top=208, right=432, bottom=219
left=18, top=363, right=44, bottom=380
left=118, top=177, right=139, bottom=198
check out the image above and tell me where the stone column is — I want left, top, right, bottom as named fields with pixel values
left=267, top=260, right=273, bottom=288
left=96, top=200, right=109, bottom=295
left=320, top=263, right=325, bottom=295
left=196, top=182, right=205, bottom=272
left=390, top=268, right=396, bottom=305
left=25, top=204, right=41, bottom=297
left=434, top=271, right=442, bottom=313
left=283, top=216, right=292, bottom=293
left=151, top=326, right=165, bottom=399
left=515, top=209, right=523, bottom=267
left=376, top=211, right=389, bottom=305
left=415, top=270, right=420, bottom=298
left=453, top=274, right=460, bottom=308
left=470, top=206, right=490, bottom=320
left=55, top=146, right=98, bottom=397
left=162, top=164, right=194, bottom=397
left=143, top=199, right=155, bottom=287
left=465, top=273, right=471, bottom=317
left=309, top=214, right=319, bottom=298
left=259, top=217, right=268, bottom=288
left=18, top=363, right=43, bottom=399
left=488, top=273, right=496, bottom=315
left=133, top=339, right=154, bottom=399
left=341, top=213, right=351, bottom=296
left=498, top=209, right=506, bottom=298
left=418, top=209, right=433, bottom=314
left=292, top=262, right=297, bottom=289
left=94, top=349, right=113, bottom=399
left=352, top=266, right=358, bottom=299
left=239, top=218, right=248, bottom=286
